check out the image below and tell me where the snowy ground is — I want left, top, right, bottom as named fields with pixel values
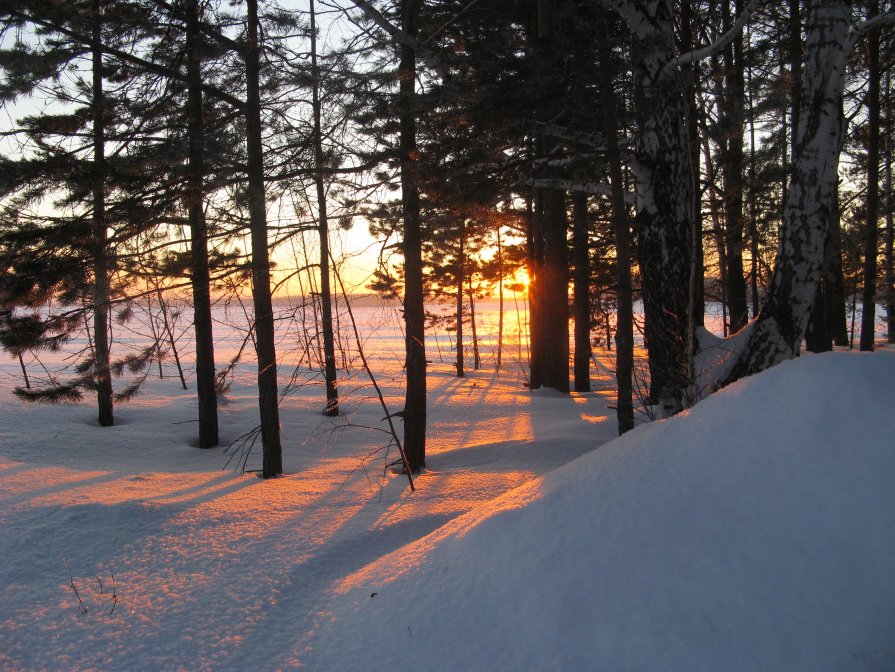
left=1, top=301, right=893, bottom=670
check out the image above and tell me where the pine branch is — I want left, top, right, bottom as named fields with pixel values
left=15, top=382, right=83, bottom=403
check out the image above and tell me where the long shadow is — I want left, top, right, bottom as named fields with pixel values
left=0, top=471, right=122, bottom=508
left=142, top=472, right=249, bottom=505
left=430, top=437, right=593, bottom=473
left=228, top=510, right=457, bottom=670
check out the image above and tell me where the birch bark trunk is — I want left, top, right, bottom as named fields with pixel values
left=726, top=1, right=852, bottom=381
left=610, top=0, right=695, bottom=412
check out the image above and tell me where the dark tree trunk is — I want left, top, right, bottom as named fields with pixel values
left=598, top=23, right=634, bottom=434
left=186, top=0, right=219, bottom=446
left=746, top=38, right=760, bottom=318
left=788, top=0, right=801, bottom=163
left=826, top=196, right=849, bottom=347
left=311, top=0, right=339, bottom=415
left=721, top=0, right=749, bottom=333
left=532, top=189, right=570, bottom=393
left=527, top=192, right=544, bottom=388
left=860, top=1, right=880, bottom=352
left=527, top=0, right=569, bottom=393
left=400, top=0, right=426, bottom=473
left=92, top=0, right=113, bottom=427
left=246, top=0, right=282, bottom=477
left=680, top=0, right=704, bottom=329
left=456, top=219, right=465, bottom=378
left=885, top=70, right=895, bottom=344
left=805, top=191, right=848, bottom=352
left=572, top=191, right=591, bottom=392
left=496, top=222, right=504, bottom=371
left=468, top=271, right=480, bottom=370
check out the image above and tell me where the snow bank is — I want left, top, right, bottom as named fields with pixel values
left=312, top=352, right=895, bottom=672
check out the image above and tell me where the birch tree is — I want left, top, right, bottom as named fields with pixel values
left=605, top=0, right=699, bottom=413
left=725, top=1, right=895, bottom=382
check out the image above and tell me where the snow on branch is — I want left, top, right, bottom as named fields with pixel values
left=347, top=0, right=448, bottom=81
left=844, top=11, right=895, bottom=63
left=524, top=178, right=636, bottom=205
left=659, top=0, right=762, bottom=80
left=602, top=0, right=649, bottom=38
left=827, top=11, right=895, bottom=103
left=527, top=121, right=609, bottom=149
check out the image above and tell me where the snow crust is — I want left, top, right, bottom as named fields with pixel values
left=1, top=302, right=893, bottom=670
left=313, top=351, right=895, bottom=672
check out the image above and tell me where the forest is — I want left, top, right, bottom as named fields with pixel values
left=1, top=0, right=893, bottom=480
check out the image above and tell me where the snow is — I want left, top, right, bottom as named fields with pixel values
left=1, top=304, right=893, bottom=670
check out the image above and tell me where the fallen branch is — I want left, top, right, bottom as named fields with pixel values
left=331, top=255, right=414, bottom=491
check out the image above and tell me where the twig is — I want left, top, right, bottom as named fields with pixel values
left=109, top=572, right=118, bottom=615
left=331, top=256, right=414, bottom=491
left=64, top=558, right=88, bottom=614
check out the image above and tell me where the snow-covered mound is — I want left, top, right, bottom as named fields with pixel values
left=312, top=352, right=895, bottom=672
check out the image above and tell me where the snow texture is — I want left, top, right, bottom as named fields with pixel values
left=1, top=302, right=893, bottom=671
left=312, top=351, right=895, bottom=672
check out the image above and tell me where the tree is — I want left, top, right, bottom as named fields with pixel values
left=351, top=0, right=430, bottom=472
left=309, top=0, right=339, bottom=416
left=0, top=0, right=158, bottom=421
left=572, top=192, right=592, bottom=393
left=244, top=0, right=283, bottom=477
left=90, top=0, right=113, bottom=426
left=184, top=0, right=220, bottom=446
left=398, top=0, right=426, bottom=473
left=725, top=2, right=895, bottom=382
left=597, top=15, right=634, bottom=434
left=607, top=0, right=697, bottom=413
left=717, top=0, right=750, bottom=334
left=860, top=0, right=881, bottom=352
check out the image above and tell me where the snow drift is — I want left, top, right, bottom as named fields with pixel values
left=312, top=352, right=895, bottom=672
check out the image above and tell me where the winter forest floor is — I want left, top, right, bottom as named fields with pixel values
left=0, top=302, right=893, bottom=670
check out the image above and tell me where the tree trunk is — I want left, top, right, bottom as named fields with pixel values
left=92, top=0, right=113, bottom=427
left=527, top=191, right=544, bottom=388
left=680, top=0, right=704, bottom=329
left=598, top=23, right=634, bottom=434
left=532, top=188, right=570, bottom=393
left=456, top=219, right=465, bottom=378
left=186, top=0, right=219, bottom=446
left=702, top=134, right=729, bottom=335
left=721, top=0, right=749, bottom=333
left=572, top=191, right=591, bottom=392
left=400, top=0, right=426, bottom=473
left=885, top=69, right=895, bottom=344
left=726, top=1, right=851, bottom=381
left=246, top=0, right=282, bottom=477
left=622, top=0, right=694, bottom=413
left=746, top=37, right=760, bottom=317
left=496, top=221, right=504, bottom=371
left=788, top=0, right=801, bottom=164
left=468, top=271, right=480, bottom=370
left=805, top=190, right=848, bottom=352
left=826, top=193, right=849, bottom=347
left=860, top=0, right=880, bottom=352
left=527, top=0, right=569, bottom=393
left=311, top=0, right=339, bottom=414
